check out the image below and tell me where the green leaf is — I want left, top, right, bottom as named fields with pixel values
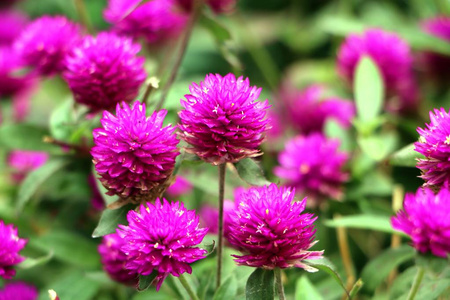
left=295, top=276, right=323, bottom=300
left=213, top=275, right=237, bottom=300
left=361, top=245, right=415, bottom=291
left=304, top=258, right=349, bottom=297
left=49, top=98, right=76, bottom=141
left=353, top=56, right=384, bottom=126
left=18, top=251, right=53, bottom=269
left=245, top=268, right=274, bottom=300
left=348, top=279, right=364, bottom=299
left=29, top=229, right=101, bottom=269
left=234, top=158, right=271, bottom=186
left=401, top=278, right=450, bottom=300
left=16, top=157, right=70, bottom=212
left=358, top=132, right=398, bottom=161
left=324, top=214, right=405, bottom=235
left=201, top=241, right=216, bottom=256
left=92, top=204, right=134, bottom=238
left=0, top=123, right=58, bottom=151
left=389, top=143, right=424, bottom=167
left=44, top=271, right=101, bottom=300
left=138, top=273, right=159, bottom=291
left=200, top=14, right=231, bottom=43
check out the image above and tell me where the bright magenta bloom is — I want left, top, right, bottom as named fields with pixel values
left=178, top=73, right=271, bottom=165
left=415, top=108, right=450, bottom=187
left=117, top=199, right=208, bottom=290
left=391, top=187, right=450, bottom=258
left=276, top=84, right=355, bottom=135
left=7, top=150, right=48, bottom=182
left=0, top=46, right=34, bottom=98
left=91, top=102, right=179, bottom=200
left=63, top=32, right=146, bottom=112
left=98, top=233, right=139, bottom=285
left=14, top=15, right=82, bottom=75
left=104, top=0, right=187, bottom=45
left=0, top=281, right=38, bottom=300
left=227, top=184, right=323, bottom=270
left=0, top=220, right=27, bottom=279
left=337, top=29, right=418, bottom=113
left=0, top=10, right=28, bottom=46
left=275, top=133, right=349, bottom=203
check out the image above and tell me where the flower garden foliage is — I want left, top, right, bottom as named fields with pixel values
left=0, top=0, right=449, bottom=299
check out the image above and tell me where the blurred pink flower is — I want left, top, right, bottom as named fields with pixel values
left=7, top=150, right=48, bottom=182
left=165, top=175, right=193, bottom=197
left=0, top=9, right=28, bottom=46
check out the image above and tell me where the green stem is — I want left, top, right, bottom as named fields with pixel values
left=274, top=268, right=286, bottom=300
left=156, top=0, right=204, bottom=111
left=407, top=266, right=425, bottom=300
left=216, top=163, right=226, bottom=289
left=178, top=274, right=200, bottom=300
left=73, top=0, right=93, bottom=33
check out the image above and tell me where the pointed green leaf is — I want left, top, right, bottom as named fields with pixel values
left=213, top=275, right=237, bottom=300
left=389, top=143, right=424, bottom=167
left=138, top=273, right=159, bottom=291
left=245, top=268, right=274, bottom=300
left=49, top=98, right=76, bottom=141
left=295, top=276, right=323, bottom=300
left=18, top=251, right=53, bottom=269
left=200, top=14, right=231, bottom=43
left=16, top=157, right=70, bottom=212
left=304, top=258, right=349, bottom=297
left=92, top=204, right=134, bottom=238
left=354, top=56, right=384, bottom=125
left=234, top=158, right=271, bottom=186
left=324, top=214, right=401, bottom=234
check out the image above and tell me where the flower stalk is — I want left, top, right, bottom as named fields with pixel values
left=274, top=268, right=286, bottom=300
left=407, top=266, right=425, bottom=300
left=178, top=273, right=200, bottom=300
left=216, top=163, right=226, bottom=289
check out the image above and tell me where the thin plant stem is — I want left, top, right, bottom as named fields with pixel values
left=141, top=77, right=160, bottom=105
left=73, top=0, right=93, bottom=33
left=407, top=266, right=425, bottom=300
left=43, top=136, right=91, bottom=156
left=388, top=185, right=404, bottom=286
left=178, top=273, right=200, bottom=300
left=274, top=268, right=286, bottom=300
left=216, top=163, right=226, bottom=289
left=335, top=214, right=355, bottom=300
left=156, top=0, right=204, bottom=111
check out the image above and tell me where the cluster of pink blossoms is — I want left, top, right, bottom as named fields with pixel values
left=0, top=220, right=27, bottom=279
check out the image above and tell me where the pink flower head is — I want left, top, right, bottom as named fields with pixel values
left=14, top=15, right=82, bottom=76
left=178, top=73, right=271, bottom=165
left=117, top=199, right=208, bottom=290
left=165, top=175, right=193, bottom=197
left=227, top=184, right=323, bottom=270
left=0, top=46, right=35, bottom=98
left=0, top=220, right=27, bottom=279
left=104, top=0, right=188, bottom=45
left=63, top=32, right=146, bottom=113
left=98, top=233, right=139, bottom=285
left=0, top=281, right=38, bottom=300
left=91, top=101, right=179, bottom=200
left=421, top=16, right=450, bottom=82
left=199, top=200, right=234, bottom=235
left=337, top=28, right=419, bottom=113
left=0, top=10, right=28, bottom=46
left=174, top=0, right=236, bottom=14
left=277, top=84, right=355, bottom=135
left=415, top=108, right=450, bottom=188
left=274, top=133, right=349, bottom=203
left=7, top=150, right=48, bottom=182
left=391, top=187, right=450, bottom=258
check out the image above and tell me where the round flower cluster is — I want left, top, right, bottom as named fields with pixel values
left=415, top=108, right=450, bottom=188
left=14, top=15, right=82, bottom=75
left=337, top=28, right=418, bottom=113
left=91, top=101, right=179, bottom=201
left=7, top=150, right=48, bottom=182
left=275, top=133, right=349, bottom=203
left=178, top=73, right=271, bottom=165
left=0, top=281, right=38, bottom=300
left=391, top=187, right=450, bottom=258
left=117, top=199, right=208, bottom=290
left=0, top=220, right=27, bottom=279
left=227, top=184, right=323, bottom=270
left=0, top=10, right=28, bottom=46
left=63, top=32, right=146, bottom=112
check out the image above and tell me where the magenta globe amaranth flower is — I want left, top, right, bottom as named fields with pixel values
left=63, top=32, right=146, bottom=112
left=227, top=184, right=323, bottom=270
left=415, top=108, right=450, bottom=188
left=391, top=187, right=450, bottom=258
left=421, top=16, right=450, bottom=83
left=337, top=29, right=419, bottom=113
left=91, top=101, right=179, bottom=200
left=165, top=175, right=193, bottom=197
left=98, top=233, right=138, bottom=285
left=0, top=46, right=34, bottom=98
left=0, top=220, right=27, bottom=279
left=0, top=281, right=38, bottom=300
left=276, top=84, right=355, bottom=135
left=178, top=73, right=271, bottom=165
left=275, top=133, right=349, bottom=203
left=104, top=0, right=188, bottom=45
left=0, top=10, right=28, bottom=46
left=117, top=199, right=208, bottom=290
left=14, top=15, right=82, bottom=75
left=7, top=150, right=48, bottom=182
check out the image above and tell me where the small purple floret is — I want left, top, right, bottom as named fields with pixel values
left=0, top=220, right=27, bottom=279
left=0, top=281, right=38, bottom=300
